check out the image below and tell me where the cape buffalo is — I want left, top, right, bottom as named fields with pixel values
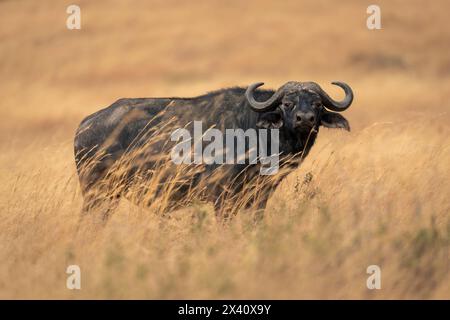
left=74, top=81, right=353, bottom=219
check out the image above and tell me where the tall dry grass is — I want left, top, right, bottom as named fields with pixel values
left=0, top=0, right=449, bottom=298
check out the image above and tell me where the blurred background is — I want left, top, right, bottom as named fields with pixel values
left=0, top=0, right=448, bottom=299
left=1, top=0, right=449, bottom=142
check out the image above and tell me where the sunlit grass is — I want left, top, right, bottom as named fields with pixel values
left=0, top=0, right=449, bottom=299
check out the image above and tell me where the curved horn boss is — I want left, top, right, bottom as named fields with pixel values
left=303, top=81, right=354, bottom=112
left=246, top=81, right=354, bottom=113
left=245, top=82, right=285, bottom=112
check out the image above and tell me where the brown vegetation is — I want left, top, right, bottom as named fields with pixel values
left=0, top=0, right=448, bottom=298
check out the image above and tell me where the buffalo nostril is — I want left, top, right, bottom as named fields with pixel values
left=307, top=115, right=315, bottom=123
left=296, top=114, right=302, bottom=122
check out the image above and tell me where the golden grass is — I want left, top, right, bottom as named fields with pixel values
left=0, top=0, right=449, bottom=299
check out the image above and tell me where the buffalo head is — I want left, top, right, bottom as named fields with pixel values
left=246, top=81, right=353, bottom=133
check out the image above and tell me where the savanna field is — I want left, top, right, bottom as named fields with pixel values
left=0, top=0, right=449, bottom=299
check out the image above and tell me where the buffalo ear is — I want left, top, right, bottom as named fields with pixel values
left=321, top=111, right=350, bottom=131
left=256, top=112, right=284, bottom=129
